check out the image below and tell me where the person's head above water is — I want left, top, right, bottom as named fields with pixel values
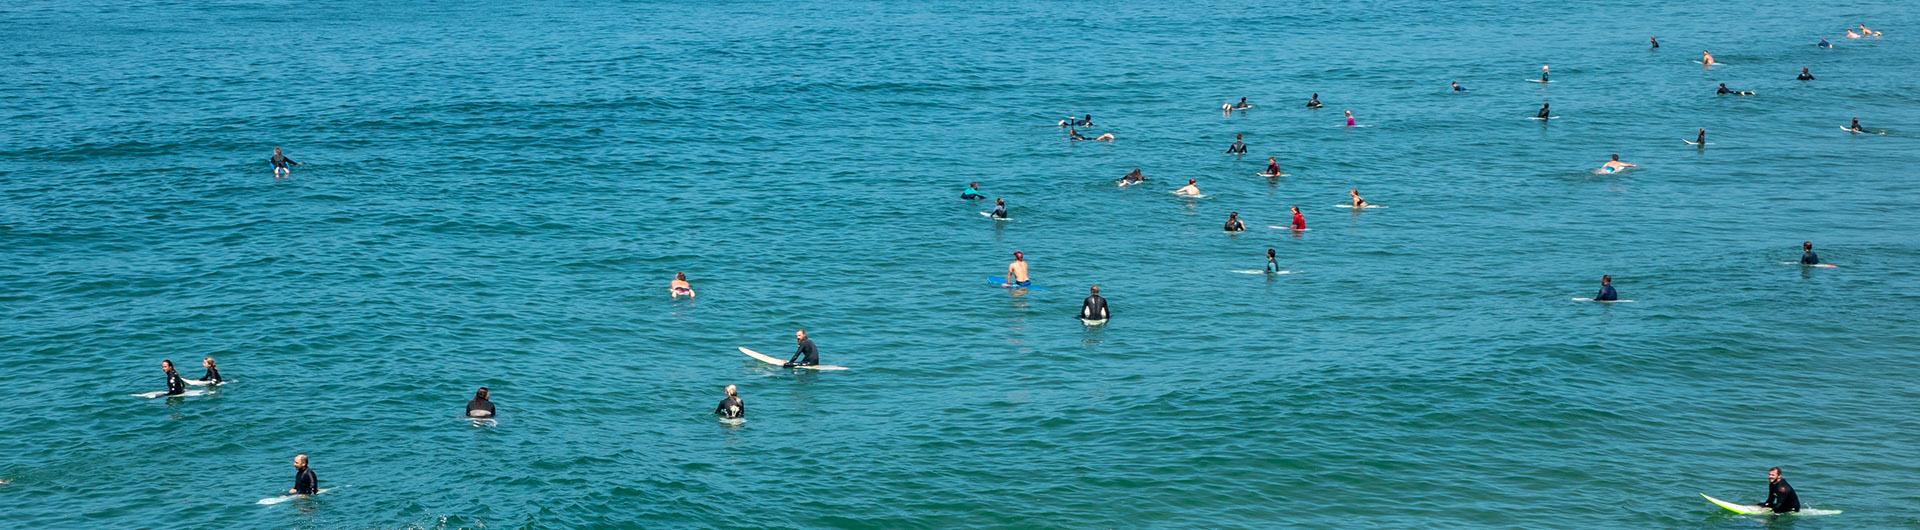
left=1228, top=211, right=1239, bottom=219
left=293, top=454, right=308, bottom=470
left=1611, top=154, right=1621, bottom=161
left=162, top=359, right=175, bottom=373
left=1601, top=274, right=1612, bottom=285
left=724, top=384, right=737, bottom=398
left=995, top=198, right=1004, bottom=206
left=675, top=271, right=687, bottom=281
left=202, top=357, right=216, bottom=370
left=474, top=387, right=489, bottom=400
left=1769, top=467, right=1783, bottom=483
left=1267, top=248, right=1276, bottom=259
left=1187, top=178, right=1197, bottom=185
left=969, top=181, right=979, bottom=188
left=1012, top=251, right=1023, bottom=261
left=795, top=329, right=807, bottom=342
left=1089, top=284, right=1100, bottom=295
left=1234, top=133, right=1242, bottom=140
left=1803, top=241, right=1813, bottom=251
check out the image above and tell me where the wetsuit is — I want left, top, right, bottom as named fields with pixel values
left=466, top=398, right=495, bottom=417
left=991, top=204, right=1008, bottom=219
left=1226, top=141, right=1247, bottom=155
left=1718, top=85, right=1731, bottom=95
left=1266, top=257, right=1280, bottom=273
left=1541, top=71, right=1549, bottom=82
left=1224, top=219, right=1244, bottom=231
left=1537, top=106, right=1550, bottom=119
left=1265, top=162, right=1281, bottom=175
left=715, top=396, right=743, bottom=419
left=165, top=370, right=186, bottom=396
left=1080, top=294, right=1109, bottom=321
left=201, top=367, right=222, bottom=385
left=1697, top=132, right=1707, bottom=144
left=1760, top=479, right=1800, bottom=513
left=292, top=467, right=318, bottom=495
left=1849, top=120, right=1861, bottom=132
left=1291, top=212, right=1306, bottom=230
left=786, top=338, right=818, bottom=367
left=1798, top=72, right=1815, bottom=81
left=1800, top=251, right=1820, bottom=265
left=961, top=187, right=984, bottom=200
left=270, top=153, right=297, bottom=169
left=1597, top=284, right=1618, bottom=301
left=1307, top=98, right=1322, bottom=108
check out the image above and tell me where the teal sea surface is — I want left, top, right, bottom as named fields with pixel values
left=4, top=1, right=1919, bottom=528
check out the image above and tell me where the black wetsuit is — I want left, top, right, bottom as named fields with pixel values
left=292, top=467, right=318, bottom=495
left=1718, top=86, right=1731, bottom=94
left=787, top=338, right=818, bottom=367
left=1224, top=219, right=1244, bottom=231
left=165, top=370, right=186, bottom=396
left=1306, top=99, right=1322, bottom=108
left=1080, top=294, right=1109, bottom=321
left=270, top=153, right=297, bottom=169
left=1760, top=479, right=1800, bottom=513
left=715, top=396, right=744, bottom=419
left=1537, top=106, right=1550, bottom=119
left=1801, top=251, right=1820, bottom=265
left=1697, top=133, right=1707, bottom=145
left=466, top=398, right=495, bottom=417
left=1266, top=258, right=1280, bottom=273
left=201, top=367, right=222, bottom=385
left=1597, top=284, right=1618, bottom=302
left=1226, top=141, right=1247, bottom=155
left=1798, top=72, right=1815, bottom=81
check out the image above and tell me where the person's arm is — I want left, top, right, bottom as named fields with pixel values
left=1760, top=486, right=1778, bottom=508
left=1004, top=264, right=1016, bottom=285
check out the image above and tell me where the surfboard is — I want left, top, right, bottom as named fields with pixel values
left=1700, top=493, right=1842, bottom=516
left=1171, top=191, right=1209, bottom=199
left=1781, top=261, right=1838, bottom=268
left=1694, top=60, right=1721, bottom=66
left=979, top=211, right=1010, bottom=221
left=1231, top=269, right=1292, bottom=275
left=1527, top=79, right=1551, bottom=83
left=1080, top=318, right=1107, bottom=326
left=1572, top=297, right=1635, bottom=303
left=466, top=417, right=498, bottom=427
left=738, top=346, right=848, bottom=371
left=1334, top=204, right=1384, bottom=209
left=1684, top=140, right=1713, bottom=145
left=133, top=389, right=208, bottom=399
left=718, top=417, right=745, bottom=426
left=1266, top=225, right=1309, bottom=231
left=987, top=276, right=1045, bottom=290
left=259, top=487, right=337, bottom=505
left=1527, top=116, right=1560, bottom=120
left=1255, top=172, right=1289, bottom=178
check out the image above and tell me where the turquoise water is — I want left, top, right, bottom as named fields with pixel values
left=5, top=0, right=1920, bottom=527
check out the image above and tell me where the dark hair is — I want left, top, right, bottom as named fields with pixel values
left=475, top=387, right=489, bottom=400
left=1770, top=466, right=1782, bottom=473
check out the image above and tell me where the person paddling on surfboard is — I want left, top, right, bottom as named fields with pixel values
left=671, top=272, right=695, bottom=299
left=1539, top=64, right=1549, bottom=83
left=1451, top=81, right=1465, bottom=92
left=161, top=359, right=186, bottom=396
left=466, top=387, right=495, bottom=418
left=289, top=454, right=318, bottom=495
left=991, top=198, right=1008, bottom=219
left=1290, top=205, right=1306, bottom=231
left=1596, top=275, right=1618, bottom=301
left=1601, top=154, right=1636, bottom=173
left=783, top=329, right=818, bottom=368
left=1343, top=110, right=1356, bottom=127
left=1847, top=117, right=1862, bottom=133
left=715, top=385, right=744, bottom=419
left=1175, top=179, right=1201, bottom=197
left=1716, top=83, right=1754, bottom=96
left=1760, top=467, right=1801, bottom=513
left=1536, top=102, right=1550, bottom=119
left=1263, top=157, right=1282, bottom=177
left=961, top=182, right=985, bottom=200
left=1002, top=251, right=1031, bottom=288
left=1223, top=212, right=1246, bottom=232
left=1226, top=134, right=1248, bottom=155
left=1118, top=168, right=1145, bottom=187
left=1080, top=285, right=1109, bottom=322
left=1800, top=241, right=1820, bottom=265
left=1701, top=50, right=1716, bottom=66
left=1232, top=97, right=1250, bottom=110
left=1650, top=36, right=1659, bottom=48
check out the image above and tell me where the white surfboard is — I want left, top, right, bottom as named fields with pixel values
left=979, top=212, right=1010, bottom=221
left=739, top=346, right=847, bottom=371
left=1527, top=79, right=1551, bottom=83
left=1255, top=172, right=1289, bottom=178
left=1684, top=140, right=1713, bottom=145
left=1571, top=297, right=1635, bottom=303
left=718, top=417, right=745, bottom=426
left=133, top=389, right=209, bottom=399
left=1231, top=269, right=1292, bottom=275
left=1080, top=318, right=1107, bottom=326
left=1781, top=261, right=1838, bottom=268
left=1694, top=60, right=1721, bottom=66
left=1334, top=204, right=1384, bottom=209
left=1527, top=116, right=1560, bottom=120
left=1267, top=225, right=1310, bottom=231
left=259, top=487, right=337, bottom=505
left=1172, top=192, right=1209, bottom=199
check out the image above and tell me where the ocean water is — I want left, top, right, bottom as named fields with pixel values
left=4, top=0, right=1919, bottom=528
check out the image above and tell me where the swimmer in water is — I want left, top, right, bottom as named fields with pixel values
left=1349, top=188, right=1368, bottom=208
left=1451, top=81, right=1465, bottom=92
left=1265, top=248, right=1280, bottom=273
left=1695, top=128, right=1707, bottom=145
left=1118, top=168, right=1145, bottom=187
left=1539, top=64, right=1550, bottom=82
left=1306, top=93, right=1323, bottom=108
left=1650, top=36, right=1660, bottom=48
left=1067, top=129, right=1087, bottom=141
left=1858, top=24, right=1880, bottom=38
left=199, top=357, right=222, bottom=385
left=671, top=272, right=695, bottom=299
left=1701, top=50, right=1716, bottom=66
left=783, top=329, right=819, bottom=367
left=1080, top=285, right=1110, bottom=322
left=1601, top=154, right=1636, bottom=173
left=1818, top=37, right=1833, bottom=48
left=1536, top=102, right=1551, bottom=119
left=1002, top=252, right=1031, bottom=288
left=1847, top=117, right=1862, bottom=133
left=715, top=385, right=744, bottom=419
left=1344, top=110, right=1356, bottom=127
left=1798, top=67, right=1814, bottom=81
left=1716, top=83, right=1754, bottom=96
left=1846, top=29, right=1861, bottom=39
left=1759, top=467, right=1802, bottom=513
left=1174, top=179, right=1201, bottom=197
left=1233, top=97, right=1250, bottom=110
left=1224, top=211, right=1246, bottom=232
left=961, top=181, right=985, bottom=200
left=1262, top=157, right=1282, bottom=177
left=162, top=359, right=186, bottom=396
left=991, top=198, right=1008, bottom=219
left=1290, top=205, right=1306, bottom=230
left=1596, top=275, right=1618, bottom=301
left=1800, top=241, right=1820, bottom=265
left=466, top=387, right=495, bottom=418
left=1226, top=134, right=1248, bottom=155
left=269, top=147, right=299, bottom=178
left=289, top=454, right=317, bottom=495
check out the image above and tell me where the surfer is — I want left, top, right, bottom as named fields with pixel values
left=1800, top=241, right=1820, bottom=265
left=1343, top=110, right=1356, bottom=127
left=715, top=385, right=744, bottom=419
left=1349, top=188, right=1368, bottom=208
left=289, top=454, right=317, bottom=496
left=1226, top=134, right=1248, bottom=155
left=1701, top=50, right=1716, bottom=66
left=1118, top=168, right=1145, bottom=187
left=1601, top=154, right=1636, bottom=173
left=1696, top=128, right=1707, bottom=145
left=1174, top=179, right=1201, bottom=197
left=1450, top=81, right=1465, bottom=92
left=961, top=182, right=985, bottom=200
left=1797, top=67, right=1815, bottom=81
left=1262, top=157, right=1282, bottom=177
left=1080, top=285, right=1110, bottom=322
left=269, top=147, right=299, bottom=178
left=1818, top=37, right=1832, bottom=48
left=1536, top=102, right=1551, bottom=119
left=1233, top=97, right=1250, bottom=110
left=1306, top=93, right=1323, bottom=109
left=1847, top=117, right=1862, bottom=133
left=1858, top=24, right=1880, bottom=38
left=991, top=198, right=1008, bottom=219
left=1265, top=248, right=1280, bottom=273
left=161, top=360, right=186, bottom=396
left=1716, top=83, right=1754, bottom=96
left=671, top=272, right=695, bottom=299
left=1596, top=275, right=1618, bottom=301
left=1080, top=114, right=1094, bottom=127
left=1290, top=205, right=1306, bottom=231
left=1846, top=29, right=1861, bottom=39
left=1002, top=251, right=1031, bottom=288
left=783, top=329, right=819, bottom=367
left=1067, top=129, right=1087, bottom=141
left=1650, top=36, right=1659, bottom=48
left=1760, top=467, right=1801, bottom=513
left=199, top=357, right=222, bottom=385
left=1091, top=132, right=1115, bottom=142
left=1539, top=64, right=1549, bottom=82
left=466, top=387, right=495, bottom=418
left=1224, top=212, right=1246, bottom=232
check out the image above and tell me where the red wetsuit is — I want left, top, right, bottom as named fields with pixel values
left=1292, top=212, right=1306, bottom=230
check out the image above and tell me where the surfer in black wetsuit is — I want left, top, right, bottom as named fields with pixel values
left=1848, top=117, right=1862, bottom=133
left=466, top=387, right=495, bottom=418
left=991, top=198, right=1008, bottom=219
left=715, top=385, right=744, bottom=419
left=1080, top=285, right=1109, bottom=322
left=1596, top=275, right=1618, bottom=301
left=290, top=454, right=317, bottom=495
left=1696, top=128, right=1707, bottom=145
left=1451, top=81, right=1465, bottom=92
left=1536, top=102, right=1551, bottom=119
left=270, top=147, right=299, bottom=178
left=1797, top=67, right=1814, bottom=81
left=784, top=329, right=818, bottom=367
left=1233, top=97, right=1250, bottom=110
left=1067, top=128, right=1088, bottom=141
left=1223, top=212, right=1246, bottom=232
left=1306, top=93, right=1323, bottom=108
left=1759, top=467, right=1801, bottom=513
left=1225, top=134, right=1248, bottom=155
left=1650, top=36, right=1660, bottom=48
left=1716, top=83, right=1754, bottom=96
left=1800, top=241, right=1819, bottom=265
left=1118, top=168, right=1145, bottom=187
left=162, top=360, right=186, bottom=396
left=1265, top=248, right=1280, bottom=273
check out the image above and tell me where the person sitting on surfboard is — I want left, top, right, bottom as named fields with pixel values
left=1002, top=251, right=1031, bottom=288
left=1539, top=64, right=1549, bottom=82
left=1174, top=179, right=1201, bottom=197
left=1232, top=97, right=1250, bottom=110
left=1536, top=102, right=1550, bottom=119
left=991, top=198, right=1008, bottom=219
left=1290, top=206, right=1306, bottom=231
left=200, top=357, right=222, bottom=385
left=715, top=385, right=744, bottom=419
left=161, top=360, right=186, bottom=396
left=1601, top=154, right=1636, bottom=173
left=1650, top=36, right=1659, bottom=48
left=1223, top=212, right=1246, bottom=232
left=961, top=182, right=985, bottom=200
left=1118, top=168, right=1145, bottom=187
left=783, top=329, right=818, bottom=368
left=1701, top=50, right=1716, bottom=66
left=1797, top=67, right=1815, bottom=81
left=1067, top=129, right=1088, bottom=141
left=1265, top=248, right=1280, bottom=273
left=1343, top=110, right=1356, bottom=127
left=466, top=387, right=495, bottom=418
left=671, top=272, right=695, bottom=299
left=1800, top=241, right=1820, bottom=265
left=1760, top=467, right=1801, bottom=513
left=1696, top=129, right=1707, bottom=145
left=1350, top=188, right=1368, bottom=209
left=1306, top=93, right=1323, bottom=108
left=1596, top=275, right=1618, bottom=301
left=1080, top=285, right=1109, bottom=322
left=1226, top=134, right=1248, bottom=155
left=1263, top=157, right=1282, bottom=177
left=269, top=147, right=300, bottom=178
left=1847, top=117, right=1862, bottom=133
left=1451, top=81, right=1465, bottom=92
left=290, top=454, right=318, bottom=495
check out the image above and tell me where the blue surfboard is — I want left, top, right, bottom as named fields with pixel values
left=988, top=276, right=1044, bottom=290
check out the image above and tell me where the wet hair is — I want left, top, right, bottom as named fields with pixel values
left=162, top=359, right=174, bottom=370
left=675, top=272, right=686, bottom=280
left=1090, top=285, right=1100, bottom=294
left=1602, top=275, right=1612, bottom=283
left=475, top=387, right=489, bottom=400
left=1770, top=466, right=1782, bottom=473
left=203, top=357, right=217, bottom=368
left=1803, top=241, right=1812, bottom=250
